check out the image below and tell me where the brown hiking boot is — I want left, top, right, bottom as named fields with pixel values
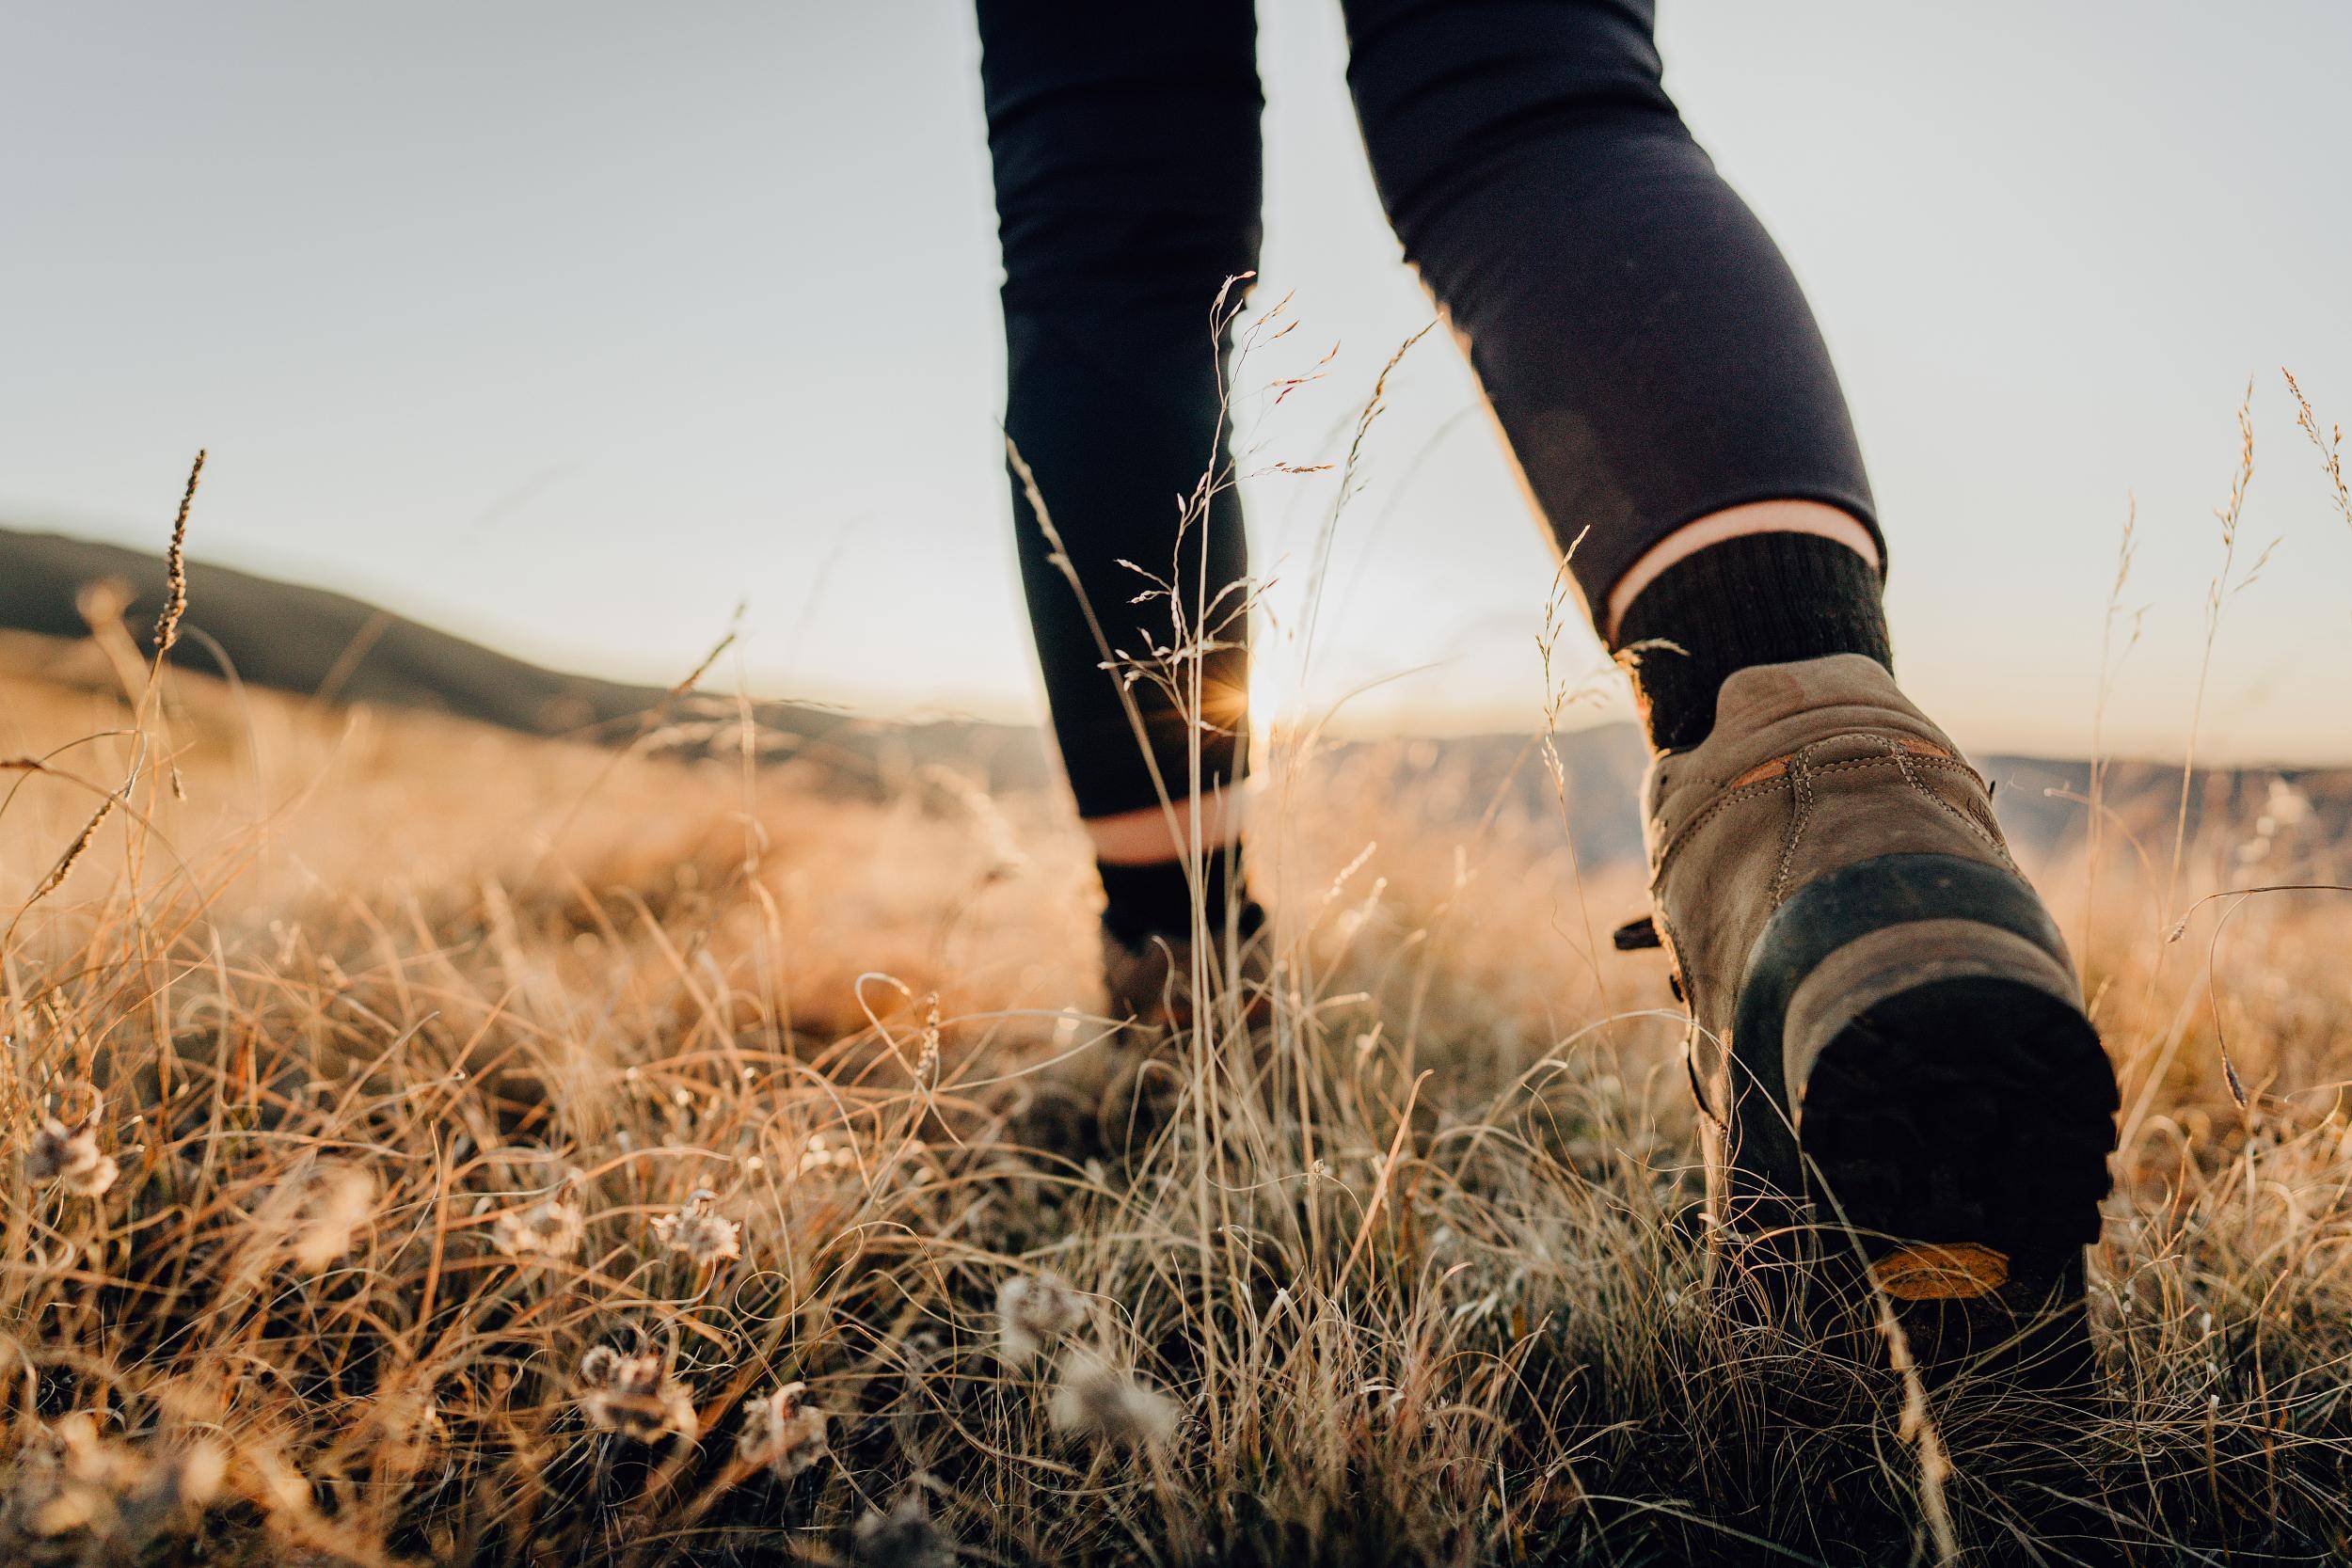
left=1094, top=913, right=1271, bottom=1152
left=1101, top=926, right=1196, bottom=1031
left=1099, top=908, right=1269, bottom=1030
left=1634, top=654, right=2119, bottom=1384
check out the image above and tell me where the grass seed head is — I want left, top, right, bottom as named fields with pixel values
left=912, top=998, right=943, bottom=1094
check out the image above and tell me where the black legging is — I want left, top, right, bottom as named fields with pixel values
left=978, top=0, right=1878, bottom=820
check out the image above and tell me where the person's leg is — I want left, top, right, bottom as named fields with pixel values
left=975, top=0, right=1263, bottom=961
left=1339, top=0, right=1887, bottom=751
left=1342, top=0, right=2117, bottom=1382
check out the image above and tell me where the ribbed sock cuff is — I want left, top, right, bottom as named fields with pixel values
left=1614, top=531, right=1891, bottom=752
left=1097, top=848, right=1258, bottom=947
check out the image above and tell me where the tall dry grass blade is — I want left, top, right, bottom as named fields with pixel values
left=2163, top=383, right=2262, bottom=929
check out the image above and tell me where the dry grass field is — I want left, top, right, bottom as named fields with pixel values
left=4, top=465, right=2351, bottom=1565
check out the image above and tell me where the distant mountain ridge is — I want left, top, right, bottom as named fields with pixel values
left=0, top=524, right=1051, bottom=794
left=6, top=523, right=2343, bottom=867
left=1310, top=728, right=2352, bottom=871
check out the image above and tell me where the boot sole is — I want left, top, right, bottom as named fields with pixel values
left=1724, top=854, right=2120, bottom=1384
left=1804, top=974, right=2117, bottom=1266
left=1804, top=974, right=2118, bottom=1386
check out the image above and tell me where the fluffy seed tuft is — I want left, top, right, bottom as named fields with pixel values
left=492, top=1195, right=588, bottom=1259
left=576, top=1347, right=697, bottom=1443
left=25, top=1109, right=118, bottom=1198
left=1048, top=1348, right=1179, bottom=1449
left=288, top=1164, right=377, bottom=1271
left=737, top=1381, right=828, bottom=1479
left=995, top=1272, right=1083, bottom=1367
left=651, top=1189, right=742, bottom=1267
left=848, top=1489, right=955, bottom=1568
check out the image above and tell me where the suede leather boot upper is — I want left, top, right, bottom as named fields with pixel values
left=1645, top=654, right=2058, bottom=1127
left=1637, top=654, right=2116, bottom=1346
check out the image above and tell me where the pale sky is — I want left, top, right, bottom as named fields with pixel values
left=5, top=0, right=2350, bottom=762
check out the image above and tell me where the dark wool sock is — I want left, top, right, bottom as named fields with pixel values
left=1097, top=848, right=1259, bottom=947
left=1614, top=531, right=1892, bottom=752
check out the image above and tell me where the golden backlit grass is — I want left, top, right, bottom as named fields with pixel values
left=2, top=600, right=2349, bottom=1568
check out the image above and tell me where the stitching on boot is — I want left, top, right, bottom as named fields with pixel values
left=1656, top=776, right=1792, bottom=870
left=1655, top=730, right=2001, bottom=886
left=1784, top=753, right=2010, bottom=841
left=1648, top=904, right=1725, bottom=1130
left=1909, top=755, right=2011, bottom=847
left=1662, top=733, right=1959, bottom=867
left=1888, top=742, right=2013, bottom=863
left=1767, top=746, right=1817, bottom=910
left=1661, top=753, right=1999, bottom=878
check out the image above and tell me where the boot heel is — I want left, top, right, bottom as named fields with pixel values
left=1716, top=853, right=2119, bottom=1379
